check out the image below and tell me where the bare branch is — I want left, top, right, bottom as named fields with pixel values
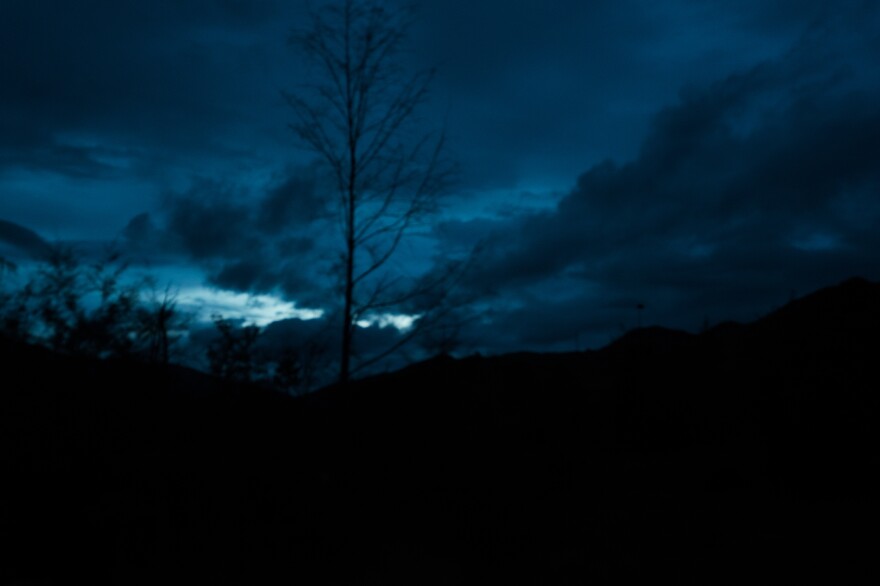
left=286, top=0, right=456, bottom=383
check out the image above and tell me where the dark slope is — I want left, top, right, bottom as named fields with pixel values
left=0, top=342, right=331, bottom=584
left=304, top=277, right=880, bottom=582
left=3, top=277, right=880, bottom=584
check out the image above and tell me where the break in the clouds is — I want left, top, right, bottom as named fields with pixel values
left=2, top=0, right=880, bottom=360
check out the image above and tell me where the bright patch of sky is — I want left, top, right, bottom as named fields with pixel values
left=176, top=286, right=324, bottom=326
left=356, top=313, right=420, bottom=331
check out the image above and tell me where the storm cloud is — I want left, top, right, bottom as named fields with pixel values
left=3, top=0, right=879, bottom=361
left=444, top=12, right=880, bottom=351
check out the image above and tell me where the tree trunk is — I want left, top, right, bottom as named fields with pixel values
left=340, top=128, right=357, bottom=385
left=340, top=233, right=354, bottom=385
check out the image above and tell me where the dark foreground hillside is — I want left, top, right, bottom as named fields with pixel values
left=2, top=277, right=880, bottom=584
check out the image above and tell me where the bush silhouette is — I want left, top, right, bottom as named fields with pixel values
left=0, top=244, right=187, bottom=364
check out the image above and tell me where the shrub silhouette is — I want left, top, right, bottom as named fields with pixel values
left=0, top=244, right=188, bottom=364
left=206, top=316, right=263, bottom=383
left=24, top=245, right=139, bottom=357
left=205, top=315, right=317, bottom=393
left=134, top=282, right=184, bottom=365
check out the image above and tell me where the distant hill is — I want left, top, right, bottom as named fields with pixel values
left=0, top=218, right=52, bottom=260
left=2, top=277, right=880, bottom=584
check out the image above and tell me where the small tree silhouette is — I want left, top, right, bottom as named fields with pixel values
left=0, top=257, right=31, bottom=340
left=1, top=245, right=194, bottom=364
left=135, top=282, right=184, bottom=365
left=271, top=345, right=302, bottom=393
left=27, top=245, right=139, bottom=357
left=206, top=316, right=264, bottom=384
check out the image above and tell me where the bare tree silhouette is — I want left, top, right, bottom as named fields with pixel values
left=207, top=316, right=263, bottom=383
left=135, top=281, right=185, bottom=365
left=285, top=0, right=454, bottom=384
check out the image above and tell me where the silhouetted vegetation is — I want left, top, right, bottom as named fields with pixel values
left=3, top=276, right=879, bottom=583
left=205, top=314, right=317, bottom=394
left=286, top=0, right=455, bottom=384
left=134, top=281, right=183, bottom=365
left=0, top=246, right=321, bottom=392
left=206, top=315, right=264, bottom=383
left=1, top=245, right=190, bottom=365
left=0, top=245, right=143, bottom=357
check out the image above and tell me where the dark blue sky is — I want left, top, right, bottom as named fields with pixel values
left=2, top=0, right=879, bottom=360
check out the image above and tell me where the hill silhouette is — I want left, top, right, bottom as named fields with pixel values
left=2, top=277, right=880, bottom=584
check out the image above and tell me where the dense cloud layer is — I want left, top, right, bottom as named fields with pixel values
left=0, top=1, right=287, bottom=173
left=119, top=168, right=336, bottom=308
left=2, top=0, right=879, bottom=362
left=443, top=10, right=880, bottom=351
